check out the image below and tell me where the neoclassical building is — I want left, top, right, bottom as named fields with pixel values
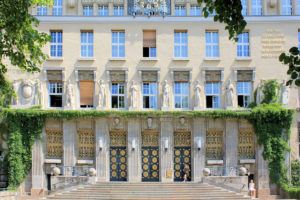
left=1, top=0, right=300, bottom=198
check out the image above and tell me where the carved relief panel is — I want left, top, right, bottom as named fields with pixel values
left=174, top=117, right=191, bottom=132
left=46, top=120, right=63, bottom=159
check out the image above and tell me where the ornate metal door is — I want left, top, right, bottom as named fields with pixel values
left=142, top=131, right=159, bottom=182
left=174, top=131, right=191, bottom=182
left=110, top=131, right=127, bottom=181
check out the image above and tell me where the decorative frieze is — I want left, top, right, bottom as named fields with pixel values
left=110, top=71, right=126, bottom=82
left=47, top=70, right=63, bottom=81
left=110, top=131, right=127, bottom=147
left=142, top=131, right=159, bottom=147
left=237, top=70, right=253, bottom=82
left=238, top=129, right=255, bottom=159
left=205, top=70, right=222, bottom=82
left=173, top=71, right=190, bottom=82
left=206, top=130, right=223, bottom=160
left=141, top=71, right=158, bottom=82
left=46, top=130, right=63, bottom=159
left=174, top=131, right=191, bottom=147
left=78, top=129, right=95, bottom=160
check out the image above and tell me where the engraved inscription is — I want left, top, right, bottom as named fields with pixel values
left=261, top=29, right=285, bottom=58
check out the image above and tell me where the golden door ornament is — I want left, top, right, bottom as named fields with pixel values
left=206, top=129, right=223, bottom=160
left=142, top=131, right=159, bottom=147
left=174, top=131, right=191, bottom=147
left=78, top=129, right=95, bottom=160
left=46, top=129, right=63, bottom=159
left=238, top=129, right=255, bottom=159
left=110, top=131, right=127, bottom=147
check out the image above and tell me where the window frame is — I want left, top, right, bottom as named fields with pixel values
left=83, top=5, right=94, bottom=16
left=205, top=82, right=220, bottom=109
left=112, top=31, right=125, bottom=58
left=237, top=81, right=251, bottom=108
left=252, top=0, right=262, bottom=15
left=174, top=82, right=189, bottom=109
left=142, top=82, right=158, bottom=109
left=50, top=31, right=63, bottom=57
left=49, top=81, right=63, bottom=108
left=241, top=0, right=247, bottom=16
left=81, top=31, right=94, bottom=58
left=111, top=82, right=126, bottom=109
left=174, top=31, right=188, bottom=58
left=98, top=5, right=109, bottom=16
left=113, top=6, right=124, bottom=16
left=37, top=5, right=47, bottom=16
left=52, top=0, right=63, bottom=16
left=237, top=32, right=250, bottom=58
left=190, top=6, right=201, bottom=16
left=175, top=5, right=186, bottom=16
left=282, top=0, right=292, bottom=15
left=205, top=31, right=219, bottom=58
left=143, top=30, right=157, bottom=58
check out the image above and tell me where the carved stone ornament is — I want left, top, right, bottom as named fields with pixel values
left=112, top=117, right=124, bottom=130
left=162, top=80, right=171, bottom=108
left=280, top=80, right=290, bottom=105
left=226, top=80, right=235, bottom=108
left=12, top=81, right=19, bottom=105
left=237, top=71, right=252, bottom=81
left=68, top=0, right=76, bottom=8
left=142, top=71, right=157, bottom=82
left=194, top=80, right=202, bottom=108
left=174, top=71, right=189, bottom=82
left=205, top=71, right=221, bottom=82
left=130, top=80, right=139, bottom=108
left=21, top=80, right=34, bottom=99
left=269, top=0, right=276, bottom=8
left=175, top=117, right=189, bottom=131
left=110, top=71, right=126, bottom=82
left=147, top=117, right=153, bottom=129
left=79, top=71, right=94, bottom=81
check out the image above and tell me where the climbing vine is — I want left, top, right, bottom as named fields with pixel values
left=260, top=80, right=281, bottom=104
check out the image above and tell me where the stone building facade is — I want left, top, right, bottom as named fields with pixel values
left=1, top=0, right=300, bottom=198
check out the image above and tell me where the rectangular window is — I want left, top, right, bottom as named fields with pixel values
left=175, top=6, right=186, bottom=16
left=241, top=0, right=247, bottom=15
left=174, top=82, right=189, bottom=109
left=143, top=30, right=156, bottom=58
left=143, top=82, right=157, bottom=109
left=237, top=32, right=250, bottom=57
left=83, top=6, right=93, bottom=16
left=37, top=5, right=47, bottom=16
left=114, top=6, right=124, bottom=16
left=298, top=0, right=300, bottom=14
left=112, top=31, right=125, bottom=57
left=252, top=0, right=262, bottom=15
left=205, top=82, right=219, bottom=108
left=111, top=83, right=125, bottom=109
left=49, top=82, right=63, bottom=107
left=52, top=0, right=63, bottom=16
left=50, top=31, right=63, bottom=57
left=206, top=31, right=219, bottom=57
left=237, top=81, right=251, bottom=107
left=190, top=6, right=201, bottom=16
left=174, top=31, right=188, bottom=57
left=80, top=80, right=94, bottom=108
left=98, top=6, right=109, bottom=16
left=282, top=0, right=292, bottom=15
left=81, top=31, right=94, bottom=57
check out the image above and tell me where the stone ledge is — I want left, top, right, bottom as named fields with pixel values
left=45, top=159, right=62, bottom=164
left=77, top=160, right=94, bottom=164
left=207, top=160, right=224, bottom=165
left=239, top=159, right=255, bottom=164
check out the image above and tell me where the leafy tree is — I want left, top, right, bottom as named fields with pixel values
left=0, top=0, right=52, bottom=75
left=279, top=47, right=300, bottom=86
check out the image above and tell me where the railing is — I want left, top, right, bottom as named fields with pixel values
left=205, top=165, right=242, bottom=176
left=54, top=165, right=95, bottom=177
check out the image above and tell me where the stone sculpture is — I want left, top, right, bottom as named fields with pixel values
left=256, top=80, right=264, bottom=104
left=66, top=80, right=74, bottom=108
left=281, top=80, right=290, bottom=105
left=226, top=80, right=234, bottom=108
left=97, top=80, right=106, bottom=108
left=130, top=80, right=139, bottom=108
left=162, top=80, right=170, bottom=108
left=21, top=80, right=34, bottom=105
left=12, top=81, right=19, bottom=105
left=194, top=81, right=202, bottom=108
left=34, top=80, right=42, bottom=105
left=147, top=117, right=153, bottom=129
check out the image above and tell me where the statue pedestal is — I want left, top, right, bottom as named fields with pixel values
left=193, top=107, right=204, bottom=111
left=96, top=106, right=107, bottom=110
left=64, top=106, right=74, bottom=110
left=129, top=107, right=139, bottom=111
left=225, top=106, right=235, bottom=110
left=161, top=107, right=171, bottom=111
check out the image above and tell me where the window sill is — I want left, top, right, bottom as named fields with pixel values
left=109, top=57, right=126, bottom=61
left=204, top=57, right=220, bottom=61
left=47, top=57, right=64, bottom=61
left=173, top=57, right=189, bottom=61
left=45, top=159, right=62, bottom=164
left=78, top=57, right=96, bottom=61
left=239, top=159, right=255, bottom=164
left=235, top=57, right=252, bottom=61
left=207, top=160, right=223, bottom=165
left=140, top=57, right=158, bottom=61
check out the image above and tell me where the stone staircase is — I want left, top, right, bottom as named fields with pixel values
left=46, top=182, right=253, bottom=199
left=0, top=162, right=8, bottom=189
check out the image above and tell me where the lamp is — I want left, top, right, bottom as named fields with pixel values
left=98, top=138, right=103, bottom=151
left=132, top=139, right=136, bottom=151
left=197, top=138, right=202, bottom=150
left=164, top=139, right=168, bottom=151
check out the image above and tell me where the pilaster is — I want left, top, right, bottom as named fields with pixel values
left=256, top=144, right=271, bottom=198
left=93, top=2, right=98, bottom=16
left=95, top=118, right=110, bottom=181
left=127, top=118, right=141, bottom=182
left=63, top=120, right=76, bottom=176
left=186, top=3, right=191, bottom=16
left=224, top=119, right=238, bottom=175
left=108, top=3, right=114, bottom=16
left=160, top=116, right=173, bottom=182
left=31, top=128, right=46, bottom=196
left=192, top=118, right=205, bottom=182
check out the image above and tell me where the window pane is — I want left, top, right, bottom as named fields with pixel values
left=143, top=83, right=149, bottom=94
left=150, top=96, right=157, bottom=108
left=175, top=96, right=181, bottom=108
left=112, top=84, right=118, bottom=94
left=150, top=83, right=157, bottom=95
left=119, top=96, right=125, bottom=108
left=174, top=83, right=180, bottom=94
left=182, top=96, right=188, bottom=108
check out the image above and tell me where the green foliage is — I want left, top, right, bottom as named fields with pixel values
left=260, top=80, right=281, bottom=104
left=279, top=47, right=300, bottom=86
left=198, top=0, right=247, bottom=41
left=0, top=74, right=15, bottom=108
left=0, top=0, right=51, bottom=74
left=291, top=161, right=300, bottom=187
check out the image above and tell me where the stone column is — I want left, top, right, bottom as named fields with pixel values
left=127, top=119, right=141, bottom=182
left=192, top=118, right=206, bottom=182
left=256, top=144, right=271, bottom=198
left=95, top=118, right=110, bottom=181
left=224, top=119, right=238, bottom=175
left=31, top=128, right=46, bottom=197
left=63, top=120, right=76, bottom=176
left=160, top=116, right=173, bottom=182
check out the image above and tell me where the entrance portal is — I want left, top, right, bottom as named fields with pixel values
left=110, top=131, right=127, bottom=181
left=174, top=131, right=191, bottom=182
left=141, top=131, right=159, bottom=182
